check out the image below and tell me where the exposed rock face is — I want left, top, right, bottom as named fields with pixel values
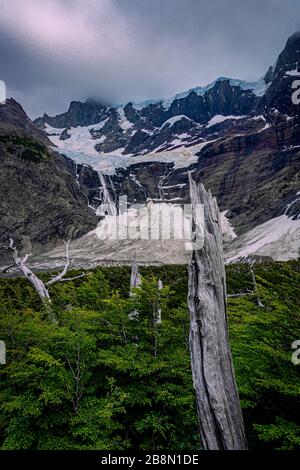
left=34, top=99, right=109, bottom=129
left=123, top=129, right=151, bottom=155
left=258, top=32, right=300, bottom=115
left=74, top=163, right=102, bottom=209
left=139, top=102, right=167, bottom=127
left=111, top=161, right=176, bottom=204
left=264, top=66, right=274, bottom=84
left=94, top=108, right=127, bottom=152
left=122, top=116, right=198, bottom=155
left=123, top=102, right=141, bottom=124
left=205, top=79, right=257, bottom=116
left=167, top=91, right=210, bottom=123
left=0, top=98, right=51, bottom=144
left=59, top=127, right=71, bottom=140
left=107, top=117, right=299, bottom=236
left=0, top=99, right=98, bottom=261
left=192, top=117, right=300, bottom=233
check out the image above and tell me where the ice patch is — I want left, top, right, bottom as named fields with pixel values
left=226, top=214, right=300, bottom=263
left=206, top=115, right=244, bottom=128
left=286, top=68, right=300, bottom=77
left=117, top=108, right=134, bottom=130
left=47, top=121, right=218, bottom=175
left=161, top=115, right=192, bottom=128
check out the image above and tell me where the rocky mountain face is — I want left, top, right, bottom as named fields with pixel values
left=1, top=32, right=300, bottom=266
left=259, top=32, right=300, bottom=116
left=34, top=77, right=262, bottom=156
left=107, top=111, right=299, bottom=235
left=0, top=99, right=99, bottom=262
left=0, top=98, right=51, bottom=144
left=34, top=99, right=109, bottom=129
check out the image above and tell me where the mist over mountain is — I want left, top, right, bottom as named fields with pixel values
left=1, top=0, right=300, bottom=117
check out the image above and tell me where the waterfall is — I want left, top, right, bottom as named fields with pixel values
left=98, top=173, right=117, bottom=216
left=74, top=162, right=96, bottom=211
left=75, top=162, right=80, bottom=186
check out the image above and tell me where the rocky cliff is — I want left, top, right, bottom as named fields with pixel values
left=0, top=99, right=99, bottom=261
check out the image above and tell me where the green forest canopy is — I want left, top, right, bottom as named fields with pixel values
left=0, top=260, right=299, bottom=450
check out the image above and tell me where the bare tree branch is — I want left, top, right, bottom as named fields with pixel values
left=22, top=253, right=31, bottom=264
left=5, top=239, right=51, bottom=303
left=2, top=264, right=14, bottom=274
left=227, top=289, right=253, bottom=298
left=2, top=238, right=88, bottom=321
left=45, top=241, right=89, bottom=287
left=57, top=273, right=91, bottom=283
left=248, top=260, right=265, bottom=308
left=46, top=240, right=73, bottom=286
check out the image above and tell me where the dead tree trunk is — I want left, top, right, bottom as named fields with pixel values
left=130, top=254, right=141, bottom=292
left=155, top=279, right=163, bottom=325
left=5, top=238, right=53, bottom=320
left=2, top=239, right=88, bottom=322
left=129, top=254, right=141, bottom=320
left=188, top=174, right=247, bottom=450
left=248, top=260, right=264, bottom=308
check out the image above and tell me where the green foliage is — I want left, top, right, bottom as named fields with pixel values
left=0, top=269, right=197, bottom=450
left=0, top=260, right=299, bottom=450
left=0, top=134, right=51, bottom=163
left=254, top=418, right=300, bottom=450
left=227, top=260, right=300, bottom=450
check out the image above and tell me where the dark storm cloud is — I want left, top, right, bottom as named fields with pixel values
left=0, top=0, right=299, bottom=118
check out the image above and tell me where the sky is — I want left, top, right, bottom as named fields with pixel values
left=0, top=0, right=300, bottom=118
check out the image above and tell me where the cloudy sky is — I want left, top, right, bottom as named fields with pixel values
left=1, top=0, right=300, bottom=118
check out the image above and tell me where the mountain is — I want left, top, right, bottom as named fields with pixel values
left=34, top=99, right=109, bottom=129
left=1, top=32, right=300, bottom=267
left=0, top=99, right=99, bottom=262
left=259, top=31, right=300, bottom=115
left=35, top=77, right=262, bottom=155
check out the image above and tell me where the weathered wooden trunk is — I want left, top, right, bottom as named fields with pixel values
left=129, top=254, right=141, bottom=320
left=188, top=175, right=247, bottom=450
left=130, top=255, right=141, bottom=292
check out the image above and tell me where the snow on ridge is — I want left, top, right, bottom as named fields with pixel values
left=130, top=98, right=162, bottom=110
left=160, top=115, right=192, bottom=128
left=251, top=115, right=267, bottom=121
left=227, top=77, right=268, bottom=97
left=128, top=77, right=267, bottom=112
left=44, top=118, right=109, bottom=135
left=206, top=114, right=245, bottom=128
left=162, top=77, right=267, bottom=108
left=117, top=108, right=134, bottom=130
left=44, top=124, right=61, bottom=136
left=285, top=68, right=300, bottom=77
